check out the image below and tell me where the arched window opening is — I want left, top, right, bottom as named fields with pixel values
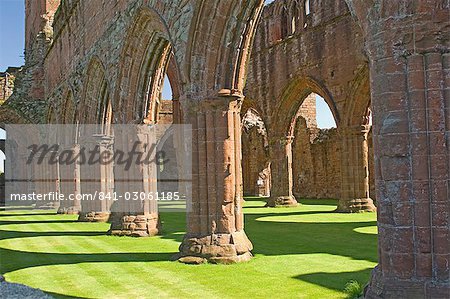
left=291, top=92, right=340, bottom=200
left=241, top=109, right=271, bottom=197
left=364, top=106, right=373, bottom=126
left=97, top=81, right=112, bottom=135
left=61, top=91, right=76, bottom=124
left=305, top=0, right=311, bottom=16
left=161, top=75, right=173, bottom=101
left=316, top=94, right=337, bottom=129
left=157, top=74, right=175, bottom=125
left=157, top=72, right=177, bottom=193
left=291, top=16, right=297, bottom=34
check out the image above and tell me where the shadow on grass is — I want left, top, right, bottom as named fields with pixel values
left=294, top=268, right=373, bottom=293
left=0, top=219, right=80, bottom=226
left=0, top=212, right=185, bottom=275
left=0, top=212, right=58, bottom=217
left=44, top=291, right=92, bottom=299
left=0, top=247, right=176, bottom=274
left=0, top=199, right=377, bottom=294
left=244, top=212, right=377, bottom=263
left=0, top=229, right=106, bottom=241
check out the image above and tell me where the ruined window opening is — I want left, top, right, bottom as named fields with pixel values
left=315, top=94, right=336, bottom=129
left=97, top=81, right=112, bottom=135
left=241, top=109, right=270, bottom=198
left=291, top=16, right=296, bottom=34
left=364, top=106, right=373, bottom=126
left=162, top=75, right=173, bottom=101
left=291, top=92, right=339, bottom=201
left=156, top=71, right=178, bottom=193
left=305, top=0, right=311, bottom=15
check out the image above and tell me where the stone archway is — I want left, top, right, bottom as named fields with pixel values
left=108, top=7, right=179, bottom=237
left=32, top=106, right=61, bottom=210
left=336, top=66, right=377, bottom=213
left=267, top=77, right=339, bottom=207
left=241, top=108, right=271, bottom=198
left=76, top=57, right=114, bottom=222
left=291, top=92, right=341, bottom=201
left=57, top=89, right=82, bottom=215
left=176, top=0, right=265, bottom=264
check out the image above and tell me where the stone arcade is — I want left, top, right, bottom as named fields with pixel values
left=0, top=0, right=448, bottom=298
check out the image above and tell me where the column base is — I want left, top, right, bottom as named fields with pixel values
left=336, top=198, right=376, bottom=213
left=265, top=195, right=299, bottom=208
left=177, top=231, right=253, bottom=264
left=365, top=266, right=450, bottom=299
left=78, top=212, right=110, bottom=222
left=108, top=213, right=160, bottom=237
left=57, top=206, right=81, bottom=215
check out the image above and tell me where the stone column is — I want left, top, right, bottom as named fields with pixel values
left=34, top=152, right=60, bottom=210
left=177, top=93, right=253, bottom=264
left=57, top=143, right=81, bottom=214
left=266, top=136, right=298, bottom=207
left=337, top=124, right=376, bottom=212
left=345, top=2, right=450, bottom=296
left=365, top=51, right=450, bottom=299
left=108, top=125, right=159, bottom=237
left=78, top=133, right=114, bottom=222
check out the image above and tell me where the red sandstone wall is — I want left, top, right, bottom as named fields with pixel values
left=157, top=100, right=174, bottom=124
left=291, top=108, right=342, bottom=200
left=43, top=0, right=195, bottom=122
left=0, top=68, right=20, bottom=105
left=25, top=0, right=60, bottom=55
left=245, top=0, right=373, bottom=200
left=245, top=0, right=369, bottom=131
left=242, top=127, right=270, bottom=196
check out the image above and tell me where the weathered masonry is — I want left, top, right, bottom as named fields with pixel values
left=0, top=0, right=448, bottom=298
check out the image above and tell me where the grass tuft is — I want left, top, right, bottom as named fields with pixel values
left=344, top=280, right=363, bottom=299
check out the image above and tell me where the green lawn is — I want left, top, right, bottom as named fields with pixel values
left=0, top=199, right=378, bottom=299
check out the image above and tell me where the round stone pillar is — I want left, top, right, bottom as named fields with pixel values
left=108, top=125, right=160, bottom=237
left=78, top=133, right=114, bottom=222
left=337, top=124, right=376, bottom=213
left=57, top=144, right=81, bottom=215
left=34, top=151, right=60, bottom=210
left=177, top=92, right=253, bottom=264
left=266, top=135, right=298, bottom=207
left=344, top=1, right=450, bottom=297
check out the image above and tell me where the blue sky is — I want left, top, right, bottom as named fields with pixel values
left=0, top=0, right=25, bottom=70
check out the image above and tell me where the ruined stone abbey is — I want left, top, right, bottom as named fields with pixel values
left=0, top=0, right=449, bottom=298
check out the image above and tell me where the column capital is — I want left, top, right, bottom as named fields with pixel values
left=339, top=124, right=371, bottom=136
left=181, top=95, right=243, bottom=117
